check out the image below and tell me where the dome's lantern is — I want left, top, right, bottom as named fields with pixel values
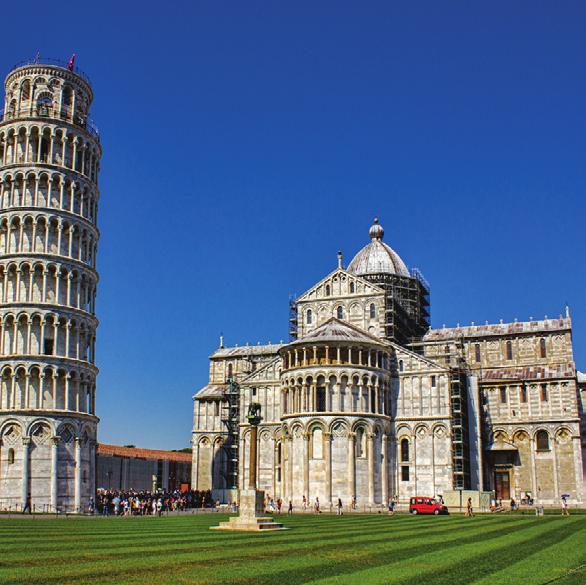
left=369, top=217, right=384, bottom=241
left=347, top=217, right=410, bottom=277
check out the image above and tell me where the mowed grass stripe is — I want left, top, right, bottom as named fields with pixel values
left=0, top=516, right=552, bottom=579
left=0, top=515, right=479, bottom=562
left=0, top=515, right=582, bottom=585
left=233, top=517, right=569, bottom=585
left=472, top=524, right=586, bottom=585
left=0, top=515, right=519, bottom=567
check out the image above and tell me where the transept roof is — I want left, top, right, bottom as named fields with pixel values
left=286, top=317, right=384, bottom=347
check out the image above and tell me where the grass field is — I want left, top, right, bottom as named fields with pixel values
left=0, top=513, right=584, bottom=585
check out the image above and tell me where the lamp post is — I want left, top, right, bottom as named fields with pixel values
left=247, top=402, right=262, bottom=490
left=210, top=402, right=286, bottom=531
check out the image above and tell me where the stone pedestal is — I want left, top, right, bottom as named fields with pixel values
left=211, top=489, right=287, bottom=532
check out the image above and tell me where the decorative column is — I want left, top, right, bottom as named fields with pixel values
left=21, top=437, right=31, bottom=510
left=74, top=437, right=82, bottom=512
left=324, top=432, right=332, bottom=506
left=287, top=436, right=294, bottom=503
left=367, top=432, right=375, bottom=506
left=381, top=434, right=389, bottom=506
left=192, top=440, right=199, bottom=491
left=50, top=436, right=59, bottom=511
left=347, top=432, right=356, bottom=503
left=303, top=432, right=310, bottom=498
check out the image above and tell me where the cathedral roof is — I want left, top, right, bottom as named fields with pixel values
left=346, top=218, right=410, bottom=278
left=211, top=343, right=283, bottom=358
left=286, top=317, right=384, bottom=347
left=480, top=362, right=575, bottom=382
left=424, top=317, right=571, bottom=341
left=195, top=384, right=226, bottom=399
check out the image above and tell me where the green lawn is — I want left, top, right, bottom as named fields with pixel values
left=0, top=513, right=584, bottom=585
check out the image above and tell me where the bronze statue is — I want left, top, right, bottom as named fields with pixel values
left=247, top=402, right=262, bottom=426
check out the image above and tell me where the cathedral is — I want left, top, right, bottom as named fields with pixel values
left=192, top=218, right=586, bottom=508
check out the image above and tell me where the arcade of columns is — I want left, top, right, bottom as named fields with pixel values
left=242, top=341, right=395, bottom=507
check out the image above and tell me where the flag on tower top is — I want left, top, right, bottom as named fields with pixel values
left=67, top=53, right=76, bottom=71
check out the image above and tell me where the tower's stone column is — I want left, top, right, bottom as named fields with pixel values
left=0, top=59, right=101, bottom=512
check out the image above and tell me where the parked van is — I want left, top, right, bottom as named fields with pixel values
left=409, top=497, right=448, bottom=515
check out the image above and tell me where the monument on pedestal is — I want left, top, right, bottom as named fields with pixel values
left=211, top=403, right=287, bottom=531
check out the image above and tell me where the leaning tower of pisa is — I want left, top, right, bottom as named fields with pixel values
left=0, top=59, right=101, bottom=512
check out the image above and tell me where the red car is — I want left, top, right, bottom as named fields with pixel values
left=409, top=497, right=449, bottom=515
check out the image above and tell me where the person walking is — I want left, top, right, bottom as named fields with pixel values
left=302, top=495, right=307, bottom=511
left=314, top=497, right=320, bottom=514
left=336, top=498, right=343, bottom=516
left=287, top=500, right=293, bottom=515
left=22, top=493, right=32, bottom=514
left=465, top=497, right=474, bottom=517
left=351, top=495, right=357, bottom=510
left=561, top=496, right=570, bottom=517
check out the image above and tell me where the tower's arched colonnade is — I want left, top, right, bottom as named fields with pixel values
left=0, top=61, right=100, bottom=512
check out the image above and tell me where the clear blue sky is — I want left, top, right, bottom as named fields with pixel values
left=2, top=1, right=585, bottom=449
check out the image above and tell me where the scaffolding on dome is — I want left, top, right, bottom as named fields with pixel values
left=360, top=268, right=430, bottom=347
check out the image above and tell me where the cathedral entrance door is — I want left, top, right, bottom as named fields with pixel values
left=494, top=471, right=510, bottom=500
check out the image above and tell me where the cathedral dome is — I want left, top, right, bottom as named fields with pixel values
left=347, top=218, right=410, bottom=277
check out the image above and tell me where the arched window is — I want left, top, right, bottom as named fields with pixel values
left=474, top=343, right=481, bottom=363
left=36, top=93, right=53, bottom=117
left=355, top=428, right=365, bottom=458
left=540, top=384, right=548, bottom=402
left=311, top=427, right=323, bottom=459
left=536, top=430, right=550, bottom=451
left=227, top=363, right=233, bottom=380
left=369, top=303, right=376, bottom=319
left=316, top=387, right=326, bottom=412
left=325, top=284, right=330, bottom=296
left=61, top=86, right=74, bottom=114
left=8, top=449, right=15, bottom=464
left=336, top=306, right=344, bottom=319
left=401, top=438, right=409, bottom=462
left=350, top=282, right=355, bottom=293
left=399, top=360, right=404, bottom=372
left=506, top=340, right=513, bottom=361
left=21, top=80, right=31, bottom=101
left=306, top=309, right=312, bottom=325
left=520, top=385, right=527, bottom=403
left=500, top=386, right=507, bottom=403
left=540, top=338, right=547, bottom=358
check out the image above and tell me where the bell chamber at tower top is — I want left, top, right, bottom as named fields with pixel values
left=0, top=60, right=101, bottom=187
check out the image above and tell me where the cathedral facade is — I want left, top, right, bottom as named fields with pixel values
left=192, top=219, right=585, bottom=507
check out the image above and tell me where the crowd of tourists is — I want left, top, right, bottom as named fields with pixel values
left=94, top=489, right=214, bottom=516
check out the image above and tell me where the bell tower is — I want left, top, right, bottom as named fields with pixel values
left=0, top=57, right=101, bottom=512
